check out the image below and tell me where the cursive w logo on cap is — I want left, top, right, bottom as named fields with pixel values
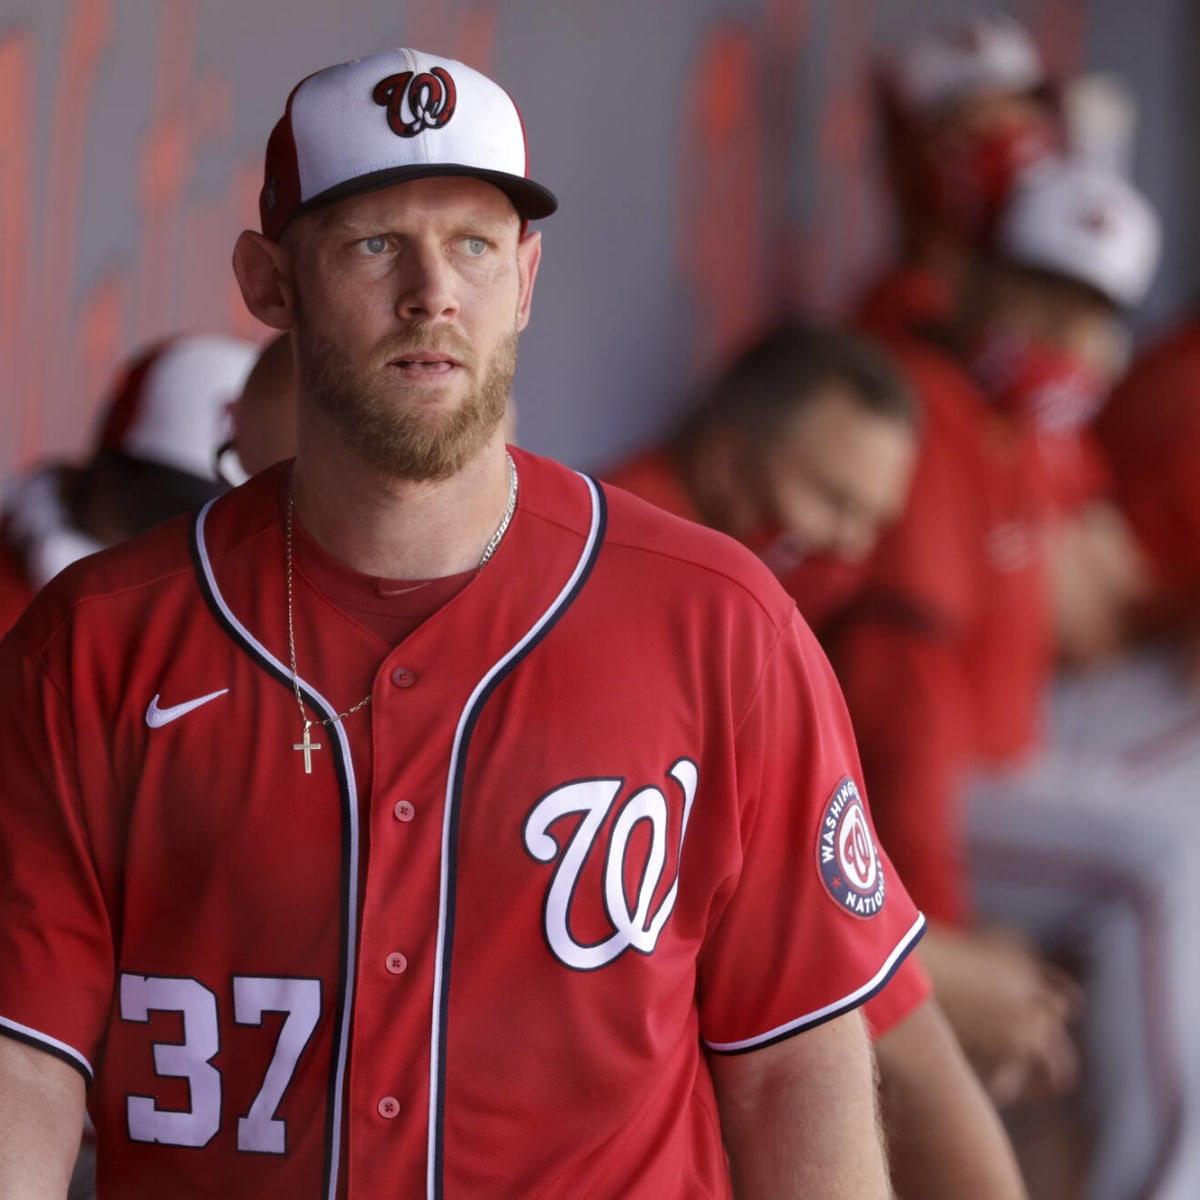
left=372, top=68, right=457, bottom=138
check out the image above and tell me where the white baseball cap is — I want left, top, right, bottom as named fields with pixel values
left=259, top=47, right=558, bottom=239
left=97, top=335, right=259, bottom=481
left=997, top=157, right=1161, bottom=308
left=891, top=14, right=1044, bottom=115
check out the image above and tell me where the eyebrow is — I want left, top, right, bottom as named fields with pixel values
left=323, top=210, right=518, bottom=239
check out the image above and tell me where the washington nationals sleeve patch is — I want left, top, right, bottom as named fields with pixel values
left=817, top=778, right=886, bottom=919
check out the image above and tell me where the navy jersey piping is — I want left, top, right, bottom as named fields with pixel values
left=189, top=501, right=358, bottom=1200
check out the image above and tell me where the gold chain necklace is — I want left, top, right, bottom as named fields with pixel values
left=288, top=452, right=518, bottom=772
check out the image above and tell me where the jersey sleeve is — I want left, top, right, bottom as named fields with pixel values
left=697, top=610, right=925, bottom=1054
left=0, top=637, right=113, bottom=1081
left=862, top=953, right=933, bottom=1039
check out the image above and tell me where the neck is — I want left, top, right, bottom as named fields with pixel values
left=291, top=418, right=513, bottom=580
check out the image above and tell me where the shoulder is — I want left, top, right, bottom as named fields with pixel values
left=515, top=447, right=798, bottom=631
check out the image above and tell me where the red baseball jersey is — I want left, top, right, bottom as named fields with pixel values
left=1097, top=317, right=1200, bottom=616
left=604, top=445, right=933, bottom=1033
left=0, top=448, right=924, bottom=1199
left=854, top=262, right=956, bottom=344
left=826, top=338, right=1051, bottom=923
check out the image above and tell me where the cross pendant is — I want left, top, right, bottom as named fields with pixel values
left=293, top=725, right=322, bottom=774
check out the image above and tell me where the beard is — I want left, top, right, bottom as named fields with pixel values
left=294, top=315, right=517, bottom=482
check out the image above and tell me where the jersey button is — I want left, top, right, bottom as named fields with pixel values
left=390, top=666, right=417, bottom=688
left=394, top=800, right=416, bottom=823
left=377, top=1096, right=400, bottom=1120
left=385, top=951, right=408, bottom=974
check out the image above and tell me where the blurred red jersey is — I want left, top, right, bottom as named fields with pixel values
left=854, top=263, right=955, bottom=344
left=1096, top=317, right=1200, bottom=615
left=826, top=337, right=1051, bottom=924
left=0, top=527, right=34, bottom=638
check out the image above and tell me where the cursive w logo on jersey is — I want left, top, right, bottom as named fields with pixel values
left=523, top=759, right=699, bottom=971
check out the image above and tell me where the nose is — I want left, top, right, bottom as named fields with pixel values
left=396, top=242, right=460, bottom=322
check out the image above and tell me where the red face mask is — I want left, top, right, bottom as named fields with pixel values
left=913, top=114, right=1056, bottom=242
left=967, top=325, right=1107, bottom=434
left=742, top=526, right=868, bottom=629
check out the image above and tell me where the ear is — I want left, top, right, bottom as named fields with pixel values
left=232, top=230, right=296, bottom=331
left=693, top=429, right=759, bottom=536
left=515, top=229, right=542, bottom=332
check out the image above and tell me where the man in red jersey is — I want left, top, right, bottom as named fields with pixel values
left=1096, top=314, right=1200, bottom=633
left=0, top=48, right=924, bottom=1199
left=859, top=12, right=1058, bottom=342
left=606, top=325, right=919, bottom=636
left=607, top=323, right=1030, bottom=1200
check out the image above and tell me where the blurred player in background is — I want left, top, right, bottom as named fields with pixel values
left=860, top=12, right=1059, bottom=342
left=1095, top=312, right=1200, bottom=638
left=841, top=153, right=1200, bottom=1199
left=605, top=325, right=918, bottom=634
left=0, top=334, right=256, bottom=637
left=214, top=332, right=297, bottom=487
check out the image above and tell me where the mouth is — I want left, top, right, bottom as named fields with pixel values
left=388, top=352, right=461, bottom=377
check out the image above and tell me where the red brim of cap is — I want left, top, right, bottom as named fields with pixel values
left=270, top=164, right=558, bottom=238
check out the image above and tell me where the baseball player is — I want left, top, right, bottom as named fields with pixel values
left=214, top=333, right=298, bottom=488
left=605, top=324, right=920, bottom=637
left=0, top=48, right=925, bottom=1199
left=858, top=12, right=1059, bottom=342
left=0, top=333, right=256, bottom=637
left=1095, top=312, right=1200, bottom=635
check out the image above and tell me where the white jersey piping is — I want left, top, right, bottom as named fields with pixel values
left=0, top=1015, right=94, bottom=1079
left=194, top=499, right=359, bottom=1200
left=702, top=912, right=928, bottom=1053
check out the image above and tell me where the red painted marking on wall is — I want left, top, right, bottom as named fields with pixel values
left=0, top=31, right=34, bottom=464
left=455, top=4, right=498, bottom=71
left=675, top=23, right=766, bottom=373
left=135, top=0, right=200, bottom=342
left=0, top=4, right=262, bottom=485
left=805, top=0, right=887, bottom=318
left=228, top=162, right=267, bottom=340
left=40, top=0, right=116, bottom=455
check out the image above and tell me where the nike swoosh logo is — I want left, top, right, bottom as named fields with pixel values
left=145, top=688, right=230, bottom=728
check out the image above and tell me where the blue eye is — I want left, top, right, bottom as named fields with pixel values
left=463, top=237, right=488, bottom=257
left=361, top=235, right=388, bottom=255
